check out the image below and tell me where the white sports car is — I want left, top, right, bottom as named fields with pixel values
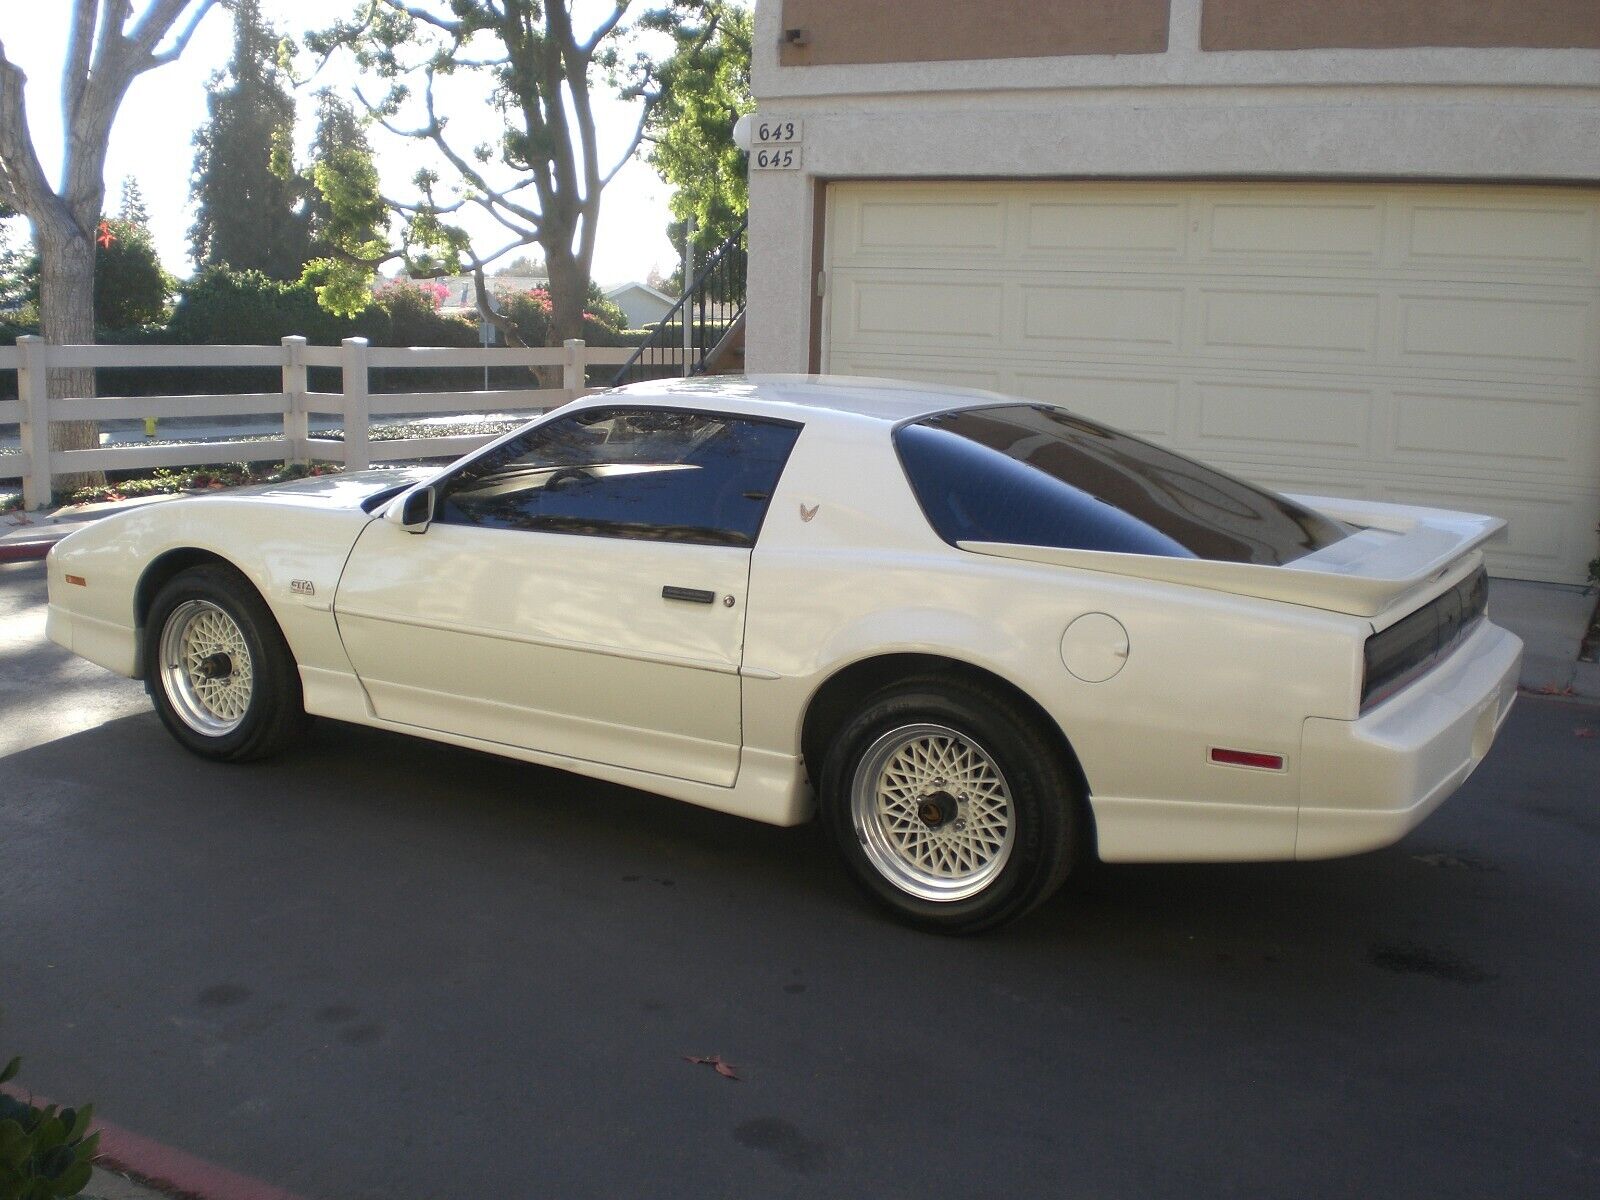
left=46, top=376, right=1523, bottom=931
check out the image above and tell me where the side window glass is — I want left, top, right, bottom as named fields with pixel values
left=435, top=408, right=801, bottom=547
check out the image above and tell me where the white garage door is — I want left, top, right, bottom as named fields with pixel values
left=824, top=181, right=1600, bottom=583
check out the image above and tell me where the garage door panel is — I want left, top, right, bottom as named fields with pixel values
left=1401, top=201, right=1599, bottom=275
left=1390, top=389, right=1595, bottom=477
left=853, top=198, right=1008, bottom=256
left=1193, top=381, right=1372, bottom=458
left=840, top=277, right=1005, bottom=346
left=1010, top=370, right=1180, bottom=438
left=828, top=354, right=1004, bottom=393
left=1396, top=293, right=1596, bottom=374
left=1018, top=283, right=1185, bottom=351
left=1021, top=199, right=1187, bottom=260
left=1199, top=199, right=1384, bottom=263
left=825, top=181, right=1600, bottom=583
left=1197, top=287, right=1380, bottom=360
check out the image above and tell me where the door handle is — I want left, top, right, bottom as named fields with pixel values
left=661, top=586, right=715, bottom=605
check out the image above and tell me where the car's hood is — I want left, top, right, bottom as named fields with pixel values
left=959, top=495, right=1505, bottom=619
left=217, top=468, right=435, bottom=511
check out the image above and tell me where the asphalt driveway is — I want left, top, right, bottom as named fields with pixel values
left=1, top=559, right=1596, bottom=1199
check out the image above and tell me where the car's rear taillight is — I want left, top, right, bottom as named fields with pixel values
left=1362, top=567, right=1487, bottom=711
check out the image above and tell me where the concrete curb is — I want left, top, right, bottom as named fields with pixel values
left=84, top=1166, right=182, bottom=1200
left=1, top=1082, right=305, bottom=1200
left=0, top=534, right=66, bottom=562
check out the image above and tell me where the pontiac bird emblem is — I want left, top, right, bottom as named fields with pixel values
left=799, top=503, right=819, bottom=523
left=290, top=579, right=315, bottom=596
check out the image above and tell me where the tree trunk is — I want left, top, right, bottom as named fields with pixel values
left=37, top=225, right=103, bottom=496
left=539, top=250, right=588, bottom=389
left=545, top=252, right=587, bottom=346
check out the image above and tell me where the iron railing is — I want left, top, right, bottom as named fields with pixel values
left=612, top=220, right=747, bottom=387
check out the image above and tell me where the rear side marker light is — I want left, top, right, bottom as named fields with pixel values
left=65, top=574, right=87, bottom=587
left=1210, top=747, right=1285, bottom=771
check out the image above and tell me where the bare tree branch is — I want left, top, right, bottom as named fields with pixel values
left=418, top=70, right=544, bottom=228
left=598, top=98, right=654, bottom=190
left=374, top=0, right=465, bottom=36
left=62, top=0, right=99, bottom=125
left=579, top=2, right=629, bottom=57
left=149, top=0, right=221, bottom=67
left=0, top=40, right=62, bottom=223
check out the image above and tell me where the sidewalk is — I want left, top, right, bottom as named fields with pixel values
left=84, top=1168, right=179, bottom=1200
left=1489, top=577, right=1600, bottom=700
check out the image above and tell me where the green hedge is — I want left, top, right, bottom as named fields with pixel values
left=0, top=267, right=639, bottom=401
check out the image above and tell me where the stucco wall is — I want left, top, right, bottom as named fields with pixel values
left=746, top=0, right=1600, bottom=372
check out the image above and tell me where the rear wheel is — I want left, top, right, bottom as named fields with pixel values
left=145, top=564, right=307, bottom=761
left=819, top=678, right=1082, bottom=933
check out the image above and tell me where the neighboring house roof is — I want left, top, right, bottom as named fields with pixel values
left=605, top=281, right=677, bottom=328
left=606, top=281, right=675, bottom=306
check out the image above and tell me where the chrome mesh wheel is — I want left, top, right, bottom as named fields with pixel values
left=158, top=599, right=254, bottom=736
left=849, top=723, right=1016, bottom=902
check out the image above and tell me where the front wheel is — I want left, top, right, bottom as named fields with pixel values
left=819, top=679, right=1083, bottom=933
left=144, top=563, right=308, bottom=761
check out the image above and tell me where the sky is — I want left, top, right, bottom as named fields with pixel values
left=0, top=0, right=680, bottom=288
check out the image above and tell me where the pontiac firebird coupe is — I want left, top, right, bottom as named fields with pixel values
left=46, top=376, right=1523, bottom=931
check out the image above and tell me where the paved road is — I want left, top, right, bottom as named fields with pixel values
left=2, top=559, right=1596, bottom=1199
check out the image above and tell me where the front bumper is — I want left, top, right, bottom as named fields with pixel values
left=1296, top=619, right=1522, bottom=859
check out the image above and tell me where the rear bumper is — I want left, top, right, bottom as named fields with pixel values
left=1296, top=620, right=1521, bottom=859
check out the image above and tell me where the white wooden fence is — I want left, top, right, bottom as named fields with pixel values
left=0, top=335, right=636, bottom=510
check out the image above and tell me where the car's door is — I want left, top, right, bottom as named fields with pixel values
left=333, top=406, right=802, bottom=786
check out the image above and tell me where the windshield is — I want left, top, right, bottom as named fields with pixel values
left=895, top=405, right=1352, bottom=564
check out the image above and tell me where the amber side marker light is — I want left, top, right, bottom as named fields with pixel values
left=1210, top=747, right=1284, bottom=770
left=65, top=574, right=87, bottom=587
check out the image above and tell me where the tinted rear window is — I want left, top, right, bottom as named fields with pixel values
left=895, top=405, right=1350, bottom=564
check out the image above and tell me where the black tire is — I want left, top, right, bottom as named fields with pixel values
left=144, top=563, right=308, bottom=762
left=818, top=676, right=1082, bottom=934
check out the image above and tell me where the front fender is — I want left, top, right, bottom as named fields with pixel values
left=47, top=496, right=372, bottom=680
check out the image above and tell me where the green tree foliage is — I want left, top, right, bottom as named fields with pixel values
left=190, top=0, right=312, bottom=279
left=117, top=177, right=149, bottom=226
left=299, top=90, right=388, bottom=317
left=168, top=264, right=360, bottom=345
left=93, top=216, right=172, bottom=329
left=305, top=1, right=715, bottom=347
left=644, top=2, right=750, bottom=256
left=0, top=202, right=26, bottom=312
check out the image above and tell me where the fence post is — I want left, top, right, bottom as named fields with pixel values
left=281, top=335, right=308, bottom=465
left=341, top=337, right=370, bottom=472
left=563, top=338, right=585, bottom=399
left=682, top=217, right=695, bottom=376
left=17, top=336, right=52, bottom=511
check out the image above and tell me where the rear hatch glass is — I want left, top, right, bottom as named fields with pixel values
left=896, top=405, right=1352, bottom=564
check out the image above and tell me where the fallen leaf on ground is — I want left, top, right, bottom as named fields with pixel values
left=1576, top=728, right=1597, bottom=739
left=684, top=1053, right=740, bottom=1081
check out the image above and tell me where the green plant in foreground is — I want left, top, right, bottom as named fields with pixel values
left=0, top=1057, right=97, bottom=1199
left=64, top=461, right=340, bottom=507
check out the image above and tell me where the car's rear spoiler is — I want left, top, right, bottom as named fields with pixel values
left=957, top=496, right=1506, bottom=619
